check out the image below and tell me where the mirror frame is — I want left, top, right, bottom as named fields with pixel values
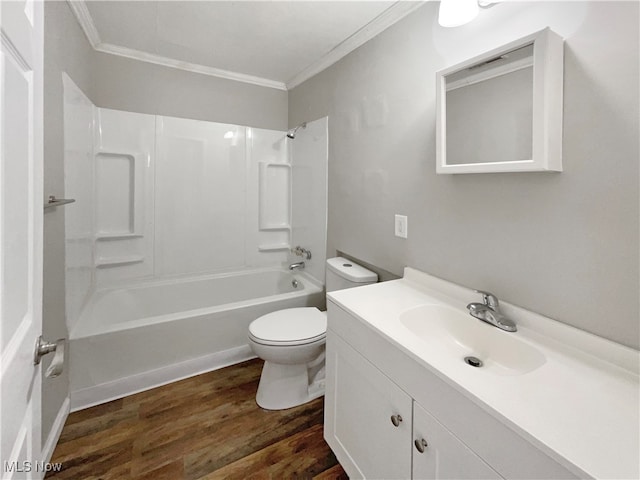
left=436, top=28, right=564, bottom=174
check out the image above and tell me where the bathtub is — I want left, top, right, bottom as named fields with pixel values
left=69, top=267, right=324, bottom=411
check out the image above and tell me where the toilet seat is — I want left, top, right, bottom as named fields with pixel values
left=249, top=307, right=327, bottom=346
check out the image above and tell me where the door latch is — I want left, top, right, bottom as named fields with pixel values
left=33, top=336, right=66, bottom=378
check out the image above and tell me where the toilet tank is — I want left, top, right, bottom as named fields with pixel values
left=325, top=257, right=378, bottom=292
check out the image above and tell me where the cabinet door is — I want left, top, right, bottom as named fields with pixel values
left=413, top=402, right=503, bottom=480
left=325, top=332, right=412, bottom=479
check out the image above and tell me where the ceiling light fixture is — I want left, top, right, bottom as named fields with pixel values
left=438, top=0, right=495, bottom=28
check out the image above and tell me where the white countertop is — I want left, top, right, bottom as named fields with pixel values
left=328, top=267, right=640, bottom=480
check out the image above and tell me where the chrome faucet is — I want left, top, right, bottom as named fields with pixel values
left=466, top=290, right=517, bottom=332
left=289, top=261, right=305, bottom=271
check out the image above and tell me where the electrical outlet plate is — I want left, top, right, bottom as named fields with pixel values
left=395, top=214, right=408, bottom=238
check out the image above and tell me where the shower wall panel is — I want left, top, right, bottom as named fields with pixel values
left=65, top=101, right=292, bottom=302
left=155, top=117, right=247, bottom=276
left=291, top=117, right=328, bottom=285
left=245, top=129, right=291, bottom=268
left=94, top=152, right=135, bottom=235
left=93, top=108, right=155, bottom=287
left=63, top=75, right=95, bottom=333
left=259, top=163, right=291, bottom=230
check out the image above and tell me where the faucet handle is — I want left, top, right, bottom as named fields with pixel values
left=291, top=246, right=312, bottom=260
left=475, top=290, right=499, bottom=309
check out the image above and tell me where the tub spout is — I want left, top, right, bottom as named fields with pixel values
left=289, top=262, right=305, bottom=271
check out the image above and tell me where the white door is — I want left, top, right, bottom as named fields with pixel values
left=412, top=402, right=502, bottom=480
left=325, top=332, right=412, bottom=479
left=0, top=0, right=44, bottom=478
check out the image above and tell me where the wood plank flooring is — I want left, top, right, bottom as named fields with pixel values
left=47, top=359, right=347, bottom=480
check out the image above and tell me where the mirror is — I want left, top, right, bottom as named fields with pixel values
left=436, top=28, right=564, bottom=174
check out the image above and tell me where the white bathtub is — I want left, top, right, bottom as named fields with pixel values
left=69, top=268, right=324, bottom=410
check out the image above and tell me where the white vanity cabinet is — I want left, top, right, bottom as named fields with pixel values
left=325, top=299, right=580, bottom=480
left=326, top=331, right=502, bottom=480
left=325, top=269, right=639, bottom=479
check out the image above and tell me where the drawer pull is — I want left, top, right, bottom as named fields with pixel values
left=390, top=414, right=403, bottom=427
left=414, top=438, right=428, bottom=453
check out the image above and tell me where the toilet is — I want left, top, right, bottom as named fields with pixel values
left=248, top=257, right=377, bottom=410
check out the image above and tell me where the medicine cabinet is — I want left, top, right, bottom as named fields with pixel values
left=436, top=28, right=564, bottom=174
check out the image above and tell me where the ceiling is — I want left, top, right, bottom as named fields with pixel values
left=70, top=1, right=425, bottom=90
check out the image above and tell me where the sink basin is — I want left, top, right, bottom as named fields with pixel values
left=400, top=304, right=546, bottom=375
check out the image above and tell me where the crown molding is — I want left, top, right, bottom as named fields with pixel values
left=286, top=1, right=426, bottom=90
left=95, top=43, right=288, bottom=91
left=67, top=0, right=101, bottom=48
left=67, top=0, right=424, bottom=92
left=67, top=0, right=287, bottom=90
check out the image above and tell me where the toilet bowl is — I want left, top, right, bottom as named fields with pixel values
left=248, top=307, right=327, bottom=410
left=248, top=257, right=377, bottom=410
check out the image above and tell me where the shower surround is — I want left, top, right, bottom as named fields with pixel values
left=63, top=76, right=328, bottom=409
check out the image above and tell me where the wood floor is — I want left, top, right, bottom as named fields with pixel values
left=47, top=359, right=347, bottom=480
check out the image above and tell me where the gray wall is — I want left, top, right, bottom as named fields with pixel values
left=289, top=2, right=639, bottom=349
left=43, top=0, right=95, bottom=446
left=92, top=52, right=288, bottom=130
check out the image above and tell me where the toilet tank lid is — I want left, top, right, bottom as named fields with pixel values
left=326, top=257, right=377, bottom=283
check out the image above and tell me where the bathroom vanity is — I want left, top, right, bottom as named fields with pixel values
left=325, top=268, right=639, bottom=479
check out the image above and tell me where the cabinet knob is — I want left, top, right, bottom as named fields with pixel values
left=390, top=414, right=403, bottom=427
left=414, top=438, right=428, bottom=453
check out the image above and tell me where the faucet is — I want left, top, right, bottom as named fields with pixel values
left=289, top=261, right=305, bottom=271
left=466, top=290, right=517, bottom=332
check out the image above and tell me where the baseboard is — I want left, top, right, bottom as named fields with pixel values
left=70, top=345, right=256, bottom=412
left=42, top=396, right=70, bottom=464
